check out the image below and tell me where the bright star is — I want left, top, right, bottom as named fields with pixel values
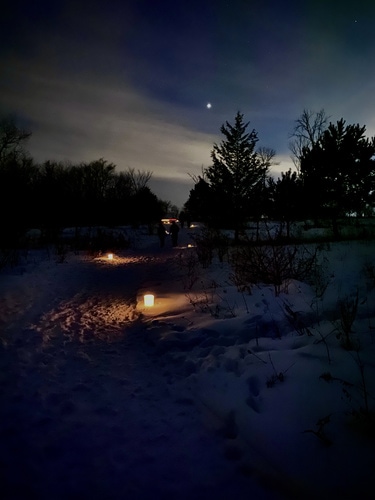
left=206, top=103, right=212, bottom=109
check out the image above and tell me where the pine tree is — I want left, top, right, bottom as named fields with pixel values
left=267, top=169, right=304, bottom=239
left=300, top=119, right=375, bottom=236
left=184, top=176, right=213, bottom=223
left=205, top=111, right=268, bottom=241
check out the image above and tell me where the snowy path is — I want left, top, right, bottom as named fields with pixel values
left=4, top=231, right=374, bottom=499
left=0, top=232, right=282, bottom=500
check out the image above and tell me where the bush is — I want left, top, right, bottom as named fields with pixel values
left=230, top=239, right=320, bottom=296
left=335, top=290, right=359, bottom=350
left=191, top=227, right=230, bottom=267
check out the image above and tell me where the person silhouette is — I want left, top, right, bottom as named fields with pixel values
left=170, top=221, right=180, bottom=247
left=157, top=221, right=167, bottom=248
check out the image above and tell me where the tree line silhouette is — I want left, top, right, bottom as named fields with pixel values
left=1, top=108, right=375, bottom=251
left=184, top=109, right=375, bottom=240
left=0, top=117, right=171, bottom=248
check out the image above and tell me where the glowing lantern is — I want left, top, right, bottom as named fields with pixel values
left=144, top=294, right=155, bottom=307
left=107, top=253, right=114, bottom=260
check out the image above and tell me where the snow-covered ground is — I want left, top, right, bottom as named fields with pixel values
left=1, top=224, right=375, bottom=499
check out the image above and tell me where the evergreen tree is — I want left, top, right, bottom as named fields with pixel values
left=267, top=169, right=304, bottom=239
left=300, top=119, right=375, bottom=236
left=184, top=176, right=213, bottom=223
left=205, top=111, right=268, bottom=241
left=131, top=186, right=164, bottom=228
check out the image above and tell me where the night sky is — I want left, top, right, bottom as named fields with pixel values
left=1, top=0, right=375, bottom=207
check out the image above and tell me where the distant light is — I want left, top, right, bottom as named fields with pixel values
left=107, top=253, right=114, bottom=260
left=206, top=102, right=212, bottom=109
left=188, top=244, right=193, bottom=248
left=144, top=294, right=155, bottom=307
left=161, top=218, right=179, bottom=224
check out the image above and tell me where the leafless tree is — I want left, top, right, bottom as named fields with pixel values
left=289, top=109, right=329, bottom=171
left=257, top=147, right=278, bottom=169
left=0, top=116, right=31, bottom=163
left=126, top=167, right=153, bottom=193
left=188, top=165, right=208, bottom=184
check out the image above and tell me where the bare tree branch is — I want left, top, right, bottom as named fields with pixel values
left=0, top=116, right=31, bottom=162
left=257, top=147, right=279, bottom=168
left=126, top=167, right=153, bottom=193
left=289, top=109, right=329, bottom=171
